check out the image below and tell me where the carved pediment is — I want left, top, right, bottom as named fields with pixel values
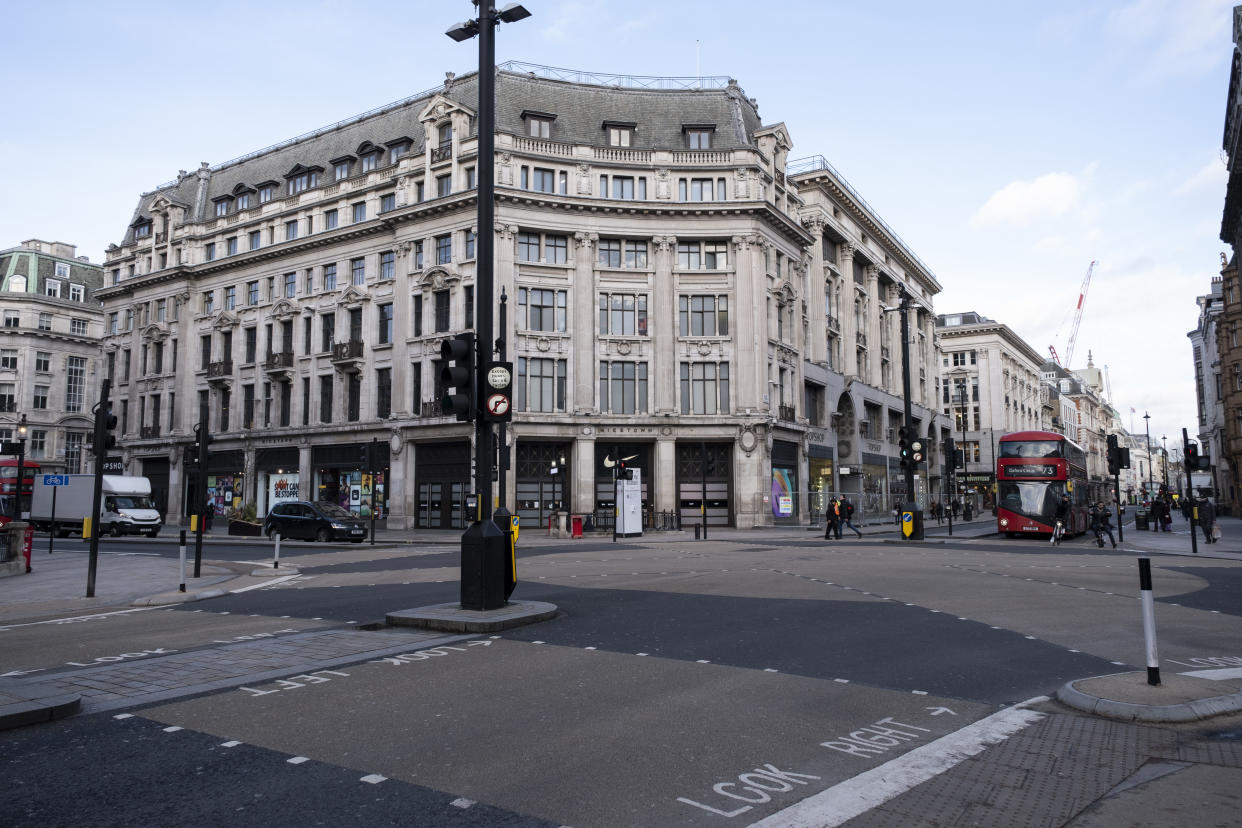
left=210, top=311, right=240, bottom=331
left=418, top=94, right=475, bottom=124
left=271, top=300, right=300, bottom=321
left=418, top=266, right=459, bottom=291
left=140, top=323, right=169, bottom=342
left=338, top=286, right=370, bottom=310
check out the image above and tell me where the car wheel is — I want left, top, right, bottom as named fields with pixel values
left=316, top=527, right=331, bottom=543
left=110, top=523, right=123, bottom=538
left=266, top=527, right=280, bottom=540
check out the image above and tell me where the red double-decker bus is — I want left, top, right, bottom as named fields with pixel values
left=996, top=430, right=1089, bottom=538
left=0, top=457, right=41, bottom=524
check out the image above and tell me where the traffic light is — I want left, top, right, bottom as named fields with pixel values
left=359, top=442, right=373, bottom=470
left=1106, top=433, right=1120, bottom=476
left=194, top=422, right=213, bottom=461
left=93, top=405, right=117, bottom=456
left=1185, top=441, right=1199, bottom=471
left=943, top=437, right=957, bottom=473
left=440, top=333, right=476, bottom=422
left=617, top=459, right=632, bottom=480
left=898, top=427, right=910, bottom=470
left=184, top=444, right=199, bottom=468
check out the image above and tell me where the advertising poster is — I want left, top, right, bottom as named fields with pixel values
left=771, top=469, right=794, bottom=517
left=268, top=473, right=300, bottom=507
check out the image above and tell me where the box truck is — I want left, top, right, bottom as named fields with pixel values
left=30, top=475, right=162, bottom=538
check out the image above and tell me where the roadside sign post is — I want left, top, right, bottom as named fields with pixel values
left=41, top=475, right=68, bottom=557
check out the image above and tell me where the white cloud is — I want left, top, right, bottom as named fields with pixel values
left=1176, top=156, right=1228, bottom=195
left=969, top=172, right=1083, bottom=228
left=1106, top=0, right=1235, bottom=79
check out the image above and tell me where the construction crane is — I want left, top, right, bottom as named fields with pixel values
left=1048, top=260, right=1097, bottom=368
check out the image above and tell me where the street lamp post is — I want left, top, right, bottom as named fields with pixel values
left=1143, top=412, right=1153, bottom=500
left=897, top=288, right=923, bottom=539
left=12, top=413, right=27, bottom=521
left=447, top=1, right=530, bottom=611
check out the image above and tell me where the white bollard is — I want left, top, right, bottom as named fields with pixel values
left=1138, top=557, right=1160, bottom=686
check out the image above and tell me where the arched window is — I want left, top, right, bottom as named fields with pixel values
left=7, top=275, right=26, bottom=293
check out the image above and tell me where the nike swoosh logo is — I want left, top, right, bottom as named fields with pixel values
left=603, top=454, right=640, bottom=467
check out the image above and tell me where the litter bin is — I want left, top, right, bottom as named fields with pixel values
left=1134, top=509, right=1149, bottom=531
left=571, top=515, right=583, bottom=538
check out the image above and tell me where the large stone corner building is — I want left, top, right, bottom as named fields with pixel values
left=101, top=65, right=943, bottom=529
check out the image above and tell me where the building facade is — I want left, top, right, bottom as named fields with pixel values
left=934, top=312, right=1045, bottom=511
left=0, top=240, right=104, bottom=484
left=100, top=66, right=942, bottom=529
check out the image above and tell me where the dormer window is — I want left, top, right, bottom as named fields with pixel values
left=286, top=169, right=321, bottom=196
left=361, top=153, right=378, bottom=172
left=683, top=125, right=715, bottom=150
left=332, top=156, right=354, bottom=180
left=258, top=184, right=275, bottom=203
left=604, top=121, right=636, bottom=147
left=388, top=138, right=412, bottom=165
left=522, top=110, right=556, bottom=139
left=133, top=222, right=152, bottom=239
left=237, top=193, right=251, bottom=209
left=438, top=124, right=453, bottom=149
left=214, top=199, right=230, bottom=217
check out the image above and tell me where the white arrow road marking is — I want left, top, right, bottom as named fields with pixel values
left=925, top=707, right=957, bottom=716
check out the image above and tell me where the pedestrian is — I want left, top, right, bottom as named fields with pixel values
left=1148, top=497, right=1163, bottom=532
left=964, top=500, right=974, bottom=522
left=1181, top=497, right=1193, bottom=523
left=823, top=498, right=838, bottom=540
left=1090, top=502, right=1116, bottom=548
left=1199, top=496, right=1217, bottom=545
left=840, top=496, right=863, bottom=538
left=204, top=497, right=214, bottom=532
left=951, top=499, right=961, bottom=519
left=831, top=496, right=844, bottom=539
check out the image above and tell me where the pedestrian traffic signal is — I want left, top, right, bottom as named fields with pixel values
left=440, top=333, right=476, bottom=422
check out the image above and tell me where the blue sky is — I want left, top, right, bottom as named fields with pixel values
left=3, top=0, right=1233, bottom=445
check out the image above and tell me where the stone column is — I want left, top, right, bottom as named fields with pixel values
left=801, top=218, right=827, bottom=365
left=655, top=435, right=677, bottom=513
left=839, top=243, right=858, bottom=378
left=865, top=266, right=882, bottom=388
left=388, top=435, right=411, bottom=529
left=572, top=231, right=598, bottom=414
left=573, top=435, right=595, bottom=514
left=299, top=442, right=313, bottom=513
left=888, top=282, right=901, bottom=395
left=732, top=234, right=770, bottom=413
left=653, top=235, right=678, bottom=413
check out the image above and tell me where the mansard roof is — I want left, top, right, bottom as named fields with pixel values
left=117, top=67, right=764, bottom=245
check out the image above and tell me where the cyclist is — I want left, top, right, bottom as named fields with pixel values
left=1051, top=493, right=1071, bottom=545
left=1090, top=501, right=1117, bottom=548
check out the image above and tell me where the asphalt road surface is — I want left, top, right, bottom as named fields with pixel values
left=3, top=531, right=1240, bottom=826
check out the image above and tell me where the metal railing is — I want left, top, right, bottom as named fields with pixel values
left=498, top=60, right=732, bottom=90
left=786, top=154, right=941, bottom=285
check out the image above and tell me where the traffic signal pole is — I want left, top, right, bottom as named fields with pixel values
left=898, top=289, right=924, bottom=540
left=85, top=378, right=113, bottom=597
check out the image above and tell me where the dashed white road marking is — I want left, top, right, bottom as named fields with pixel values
left=113, top=713, right=134, bottom=720
left=162, top=726, right=182, bottom=733
left=221, top=741, right=242, bottom=748
left=451, top=798, right=476, bottom=809
left=361, top=774, right=387, bottom=784
left=287, top=756, right=309, bottom=764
